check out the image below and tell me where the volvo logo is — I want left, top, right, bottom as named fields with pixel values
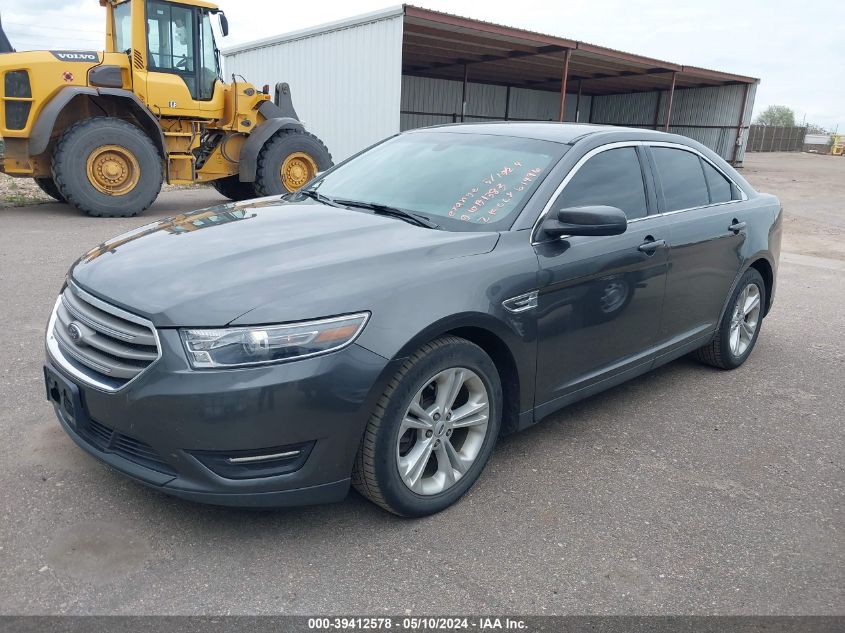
left=67, top=321, right=83, bottom=343
left=50, top=51, right=99, bottom=62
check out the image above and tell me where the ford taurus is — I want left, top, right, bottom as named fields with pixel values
left=44, top=123, right=782, bottom=516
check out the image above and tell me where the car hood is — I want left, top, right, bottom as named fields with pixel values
left=70, top=198, right=500, bottom=327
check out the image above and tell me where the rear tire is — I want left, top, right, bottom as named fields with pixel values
left=693, top=268, right=766, bottom=369
left=33, top=177, right=65, bottom=202
left=52, top=117, right=162, bottom=217
left=210, top=175, right=257, bottom=201
left=352, top=336, right=501, bottom=517
left=254, top=129, right=332, bottom=196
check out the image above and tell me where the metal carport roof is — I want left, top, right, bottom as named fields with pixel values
left=401, top=5, right=757, bottom=97
left=400, top=5, right=758, bottom=129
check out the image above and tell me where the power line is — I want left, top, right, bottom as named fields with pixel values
left=3, top=21, right=101, bottom=34
left=10, top=32, right=100, bottom=39
left=11, top=42, right=102, bottom=50
left=8, top=33, right=101, bottom=43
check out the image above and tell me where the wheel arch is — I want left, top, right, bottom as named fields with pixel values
left=237, top=112, right=304, bottom=183
left=30, top=87, right=166, bottom=159
left=717, top=251, right=777, bottom=325
left=387, top=313, right=528, bottom=436
left=749, top=257, right=774, bottom=317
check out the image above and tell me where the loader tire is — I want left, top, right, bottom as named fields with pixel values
left=254, top=129, right=332, bottom=196
left=52, top=117, right=162, bottom=217
left=210, top=175, right=257, bottom=201
left=34, top=177, right=65, bottom=203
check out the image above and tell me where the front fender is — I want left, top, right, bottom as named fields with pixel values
left=29, top=86, right=97, bottom=155
left=29, top=87, right=166, bottom=157
left=237, top=108, right=304, bottom=183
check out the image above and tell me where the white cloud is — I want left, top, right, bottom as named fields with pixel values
left=2, top=0, right=842, bottom=130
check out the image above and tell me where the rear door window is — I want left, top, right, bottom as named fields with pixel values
left=652, top=147, right=709, bottom=212
left=553, top=147, right=648, bottom=220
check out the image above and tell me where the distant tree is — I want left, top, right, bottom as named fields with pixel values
left=754, top=105, right=796, bottom=127
left=805, top=123, right=828, bottom=134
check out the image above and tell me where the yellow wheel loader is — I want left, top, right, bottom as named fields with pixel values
left=0, top=0, right=332, bottom=217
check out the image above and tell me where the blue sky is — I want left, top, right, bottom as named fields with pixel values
left=3, top=0, right=843, bottom=131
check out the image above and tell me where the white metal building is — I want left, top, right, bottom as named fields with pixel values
left=223, top=5, right=758, bottom=165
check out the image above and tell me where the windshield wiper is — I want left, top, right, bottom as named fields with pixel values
left=334, top=199, right=441, bottom=229
left=298, top=189, right=346, bottom=209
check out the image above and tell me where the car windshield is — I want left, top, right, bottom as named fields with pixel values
left=308, top=131, right=567, bottom=231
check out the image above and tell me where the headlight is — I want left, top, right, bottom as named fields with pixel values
left=180, top=312, right=370, bottom=369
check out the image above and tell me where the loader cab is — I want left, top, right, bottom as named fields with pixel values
left=111, top=0, right=226, bottom=118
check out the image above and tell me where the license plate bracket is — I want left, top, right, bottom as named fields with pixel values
left=44, top=365, right=84, bottom=429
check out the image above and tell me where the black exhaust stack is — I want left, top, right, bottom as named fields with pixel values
left=0, top=14, right=14, bottom=53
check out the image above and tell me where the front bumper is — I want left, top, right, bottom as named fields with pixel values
left=45, top=333, right=394, bottom=507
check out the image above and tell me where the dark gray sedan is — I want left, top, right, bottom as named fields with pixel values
left=44, top=123, right=782, bottom=516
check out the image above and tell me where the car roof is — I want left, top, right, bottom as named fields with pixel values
left=407, top=121, right=671, bottom=145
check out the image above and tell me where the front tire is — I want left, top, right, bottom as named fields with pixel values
left=52, top=117, right=162, bottom=217
left=34, top=177, right=65, bottom=202
left=694, top=268, right=766, bottom=369
left=254, top=129, right=332, bottom=196
left=353, top=336, right=501, bottom=517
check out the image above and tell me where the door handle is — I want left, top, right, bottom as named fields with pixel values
left=728, top=220, right=747, bottom=233
left=638, top=237, right=666, bottom=254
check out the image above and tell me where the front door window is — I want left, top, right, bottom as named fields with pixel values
left=198, top=11, right=220, bottom=100
left=146, top=0, right=198, bottom=99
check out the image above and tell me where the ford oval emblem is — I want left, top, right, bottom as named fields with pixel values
left=67, top=322, right=83, bottom=343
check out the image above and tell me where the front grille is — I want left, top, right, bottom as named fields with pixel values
left=4, top=101, right=31, bottom=130
left=79, top=418, right=175, bottom=475
left=3, top=70, right=32, bottom=130
left=48, top=283, right=160, bottom=391
left=4, top=70, right=32, bottom=98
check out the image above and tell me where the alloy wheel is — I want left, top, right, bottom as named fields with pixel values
left=729, top=283, right=761, bottom=357
left=396, top=367, right=490, bottom=495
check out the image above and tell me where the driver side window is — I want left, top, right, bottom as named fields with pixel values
left=146, top=1, right=197, bottom=97
left=554, top=147, right=648, bottom=220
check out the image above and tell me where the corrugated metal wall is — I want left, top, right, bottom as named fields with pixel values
left=400, top=75, right=592, bottom=130
left=590, top=83, right=757, bottom=163
left=223, top=13, right=404, bottom=162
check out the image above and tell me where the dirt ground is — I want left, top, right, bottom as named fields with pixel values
left=0, top=172, right=53, bottom=206
left=0, top=173, right=202, bottom=208
left=741, top=152, right=845, bottom=261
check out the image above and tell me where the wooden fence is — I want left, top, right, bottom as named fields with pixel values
left=746, top=125, right=807, bottom=152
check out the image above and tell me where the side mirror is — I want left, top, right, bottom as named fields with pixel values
left=542, top=205, right=627, bottom=237
left=218, top=12, right=229, bottom=37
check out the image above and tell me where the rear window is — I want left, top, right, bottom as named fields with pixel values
left=652, top=147, right=709, bottom=212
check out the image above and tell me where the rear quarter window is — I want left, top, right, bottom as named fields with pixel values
left=702, top=160, right=735, bottom=204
